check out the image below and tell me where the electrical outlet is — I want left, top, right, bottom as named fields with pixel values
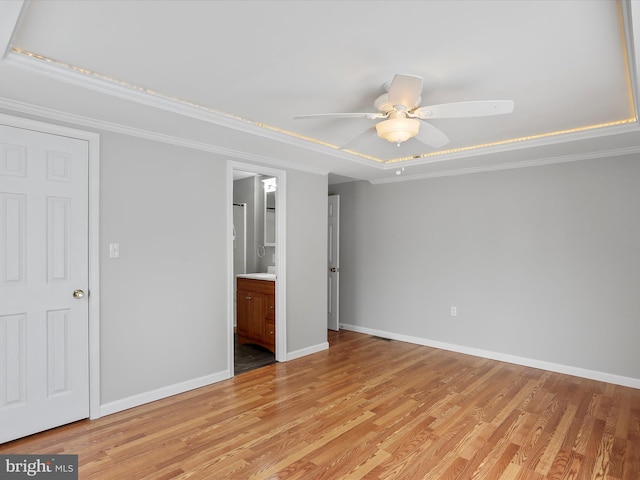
left=450, top=306, right=457, bottom=317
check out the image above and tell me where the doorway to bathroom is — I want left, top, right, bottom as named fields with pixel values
left=229, top=163, right=286, bottom=375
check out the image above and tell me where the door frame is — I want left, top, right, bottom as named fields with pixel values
left=232, top=203, right=247, bottom=276
left=327, top=194, right=340, bottom=331
left=0, top=112, right=101, bottom=420
left=227, top=161, right=287, bottom=369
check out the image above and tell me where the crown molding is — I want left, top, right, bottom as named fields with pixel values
left=3, top=92, right=637, bottom=186
left=381, top=122, right=640, bottom=171
left=4, top=46, right=640, bottom=174
left=0, top=96, right=330, bottom=176
left=10, top=48, right=637, bottom=173
left=369, top=145, right=640, bottom=184
left=2, top=49, right=376, bottom=168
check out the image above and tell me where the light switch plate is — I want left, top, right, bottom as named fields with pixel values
left=109, top=243, right=120, bottom=259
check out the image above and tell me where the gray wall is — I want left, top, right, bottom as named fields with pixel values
left=286, top=169, right=328, bottom=353
left=98, top=132, right=328, bottom=405
left=330, top=156, right=640, bottom=380
left=100, top=133, right=227, bottom=404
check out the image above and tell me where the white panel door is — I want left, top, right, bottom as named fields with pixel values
left=327, top=195, right=339, bottom=331
left=0, top=124, right=89, bottom=443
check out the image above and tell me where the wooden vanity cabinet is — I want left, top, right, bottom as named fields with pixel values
left=236, top=277, right=275, bottom=353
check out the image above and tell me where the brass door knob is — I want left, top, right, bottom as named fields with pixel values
left=73, top=289, right=85, bottom=299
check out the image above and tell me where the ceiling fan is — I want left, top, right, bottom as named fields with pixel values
left=294, top=74, right=514, bottom=149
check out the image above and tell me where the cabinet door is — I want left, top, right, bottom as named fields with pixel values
left=236, top=289, right=252, bottom=336
left=265, top=319, right=275, bottom=350
left=246, top=292, right=266, bottom=341
left=265, top=294, right=275, bottom=321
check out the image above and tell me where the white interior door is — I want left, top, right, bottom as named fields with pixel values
left=327, top=195, right=339, bottom=331
left=0, top=124, right=89, bottom=443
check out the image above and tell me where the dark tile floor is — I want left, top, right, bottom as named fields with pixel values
left=234, top=334, right=276, bottom=375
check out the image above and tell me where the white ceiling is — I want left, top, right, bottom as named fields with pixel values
left=1, top=0, right=639, bottom=184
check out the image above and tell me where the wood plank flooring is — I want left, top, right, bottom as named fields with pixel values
left=1, top=330, right=639, bottom=479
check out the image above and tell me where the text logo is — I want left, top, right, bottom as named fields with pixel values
left=0, top=455, right=78, bottom=479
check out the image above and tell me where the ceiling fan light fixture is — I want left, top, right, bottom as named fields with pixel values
left=375, top=117, right=420, bottom=144
left=294, top=74, right=514, bottom=150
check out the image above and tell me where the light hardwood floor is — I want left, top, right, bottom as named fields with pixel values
left=1, top=330, right=639, bottom=479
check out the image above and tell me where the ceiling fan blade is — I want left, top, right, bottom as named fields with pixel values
left=294, top=112, right=385, bottom=120
left=340, top=126, right=378, bottom=150
left=415, top=121, right=450, bottom=148
left=413, top=100, right=514, bottom=119
left=387, top=74, right=423, bottom=109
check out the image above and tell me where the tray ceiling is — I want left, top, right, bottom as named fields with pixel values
left=1, top=0, right=639, bottom=183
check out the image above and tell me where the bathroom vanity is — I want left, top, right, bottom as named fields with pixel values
left=236, top=274, right=276, bottom=354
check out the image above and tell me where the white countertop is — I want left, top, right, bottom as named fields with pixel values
left=236, top=273, right=276, bottom=281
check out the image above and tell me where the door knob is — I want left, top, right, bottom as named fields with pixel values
left=330, top=267, right=339, bottom=272
left=73, top=289, right=85, bottom=299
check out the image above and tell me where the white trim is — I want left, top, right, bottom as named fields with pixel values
left=99, top=371, right=229, bottom=417
left=274, top=173, right=287, bottom=361
left=0, top=96, right=329, bottom=177
left=3, top=97, right=636, bottom=187
left=2, top=96, right=639, bottom=187
left=370, top=144, right=640, bottom=184
left=327, top=194, right=340, bottom=331
left=0, top=112, right=101, bottom=419
left=5, top=48, right=640, bottom=174
left=226, top=163, right=235, bottom=376
left=377, top=122, right=640, bottom=173
left=2, top=50, right=367, bottom=166
left=229, top=161, right=287, bottom=368
left=87, top=134, right=101, bottom=420
left=340, top=323, right=640, bottom=390
left=286, top=342, right=329, bottom=361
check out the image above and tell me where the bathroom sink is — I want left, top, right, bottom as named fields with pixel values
left=236, top=273, right=276, bottom=281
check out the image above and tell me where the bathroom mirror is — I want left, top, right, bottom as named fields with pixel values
left=264, top=180, right=276, bottom=246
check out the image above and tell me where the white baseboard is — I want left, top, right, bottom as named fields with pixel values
left=99, top=340, right=331, bottom=417
left=99, top=370, right=231, bottom=417
left=340, top=323, right=640, bottom=390
left=286, top=341, right=329, bottom=361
